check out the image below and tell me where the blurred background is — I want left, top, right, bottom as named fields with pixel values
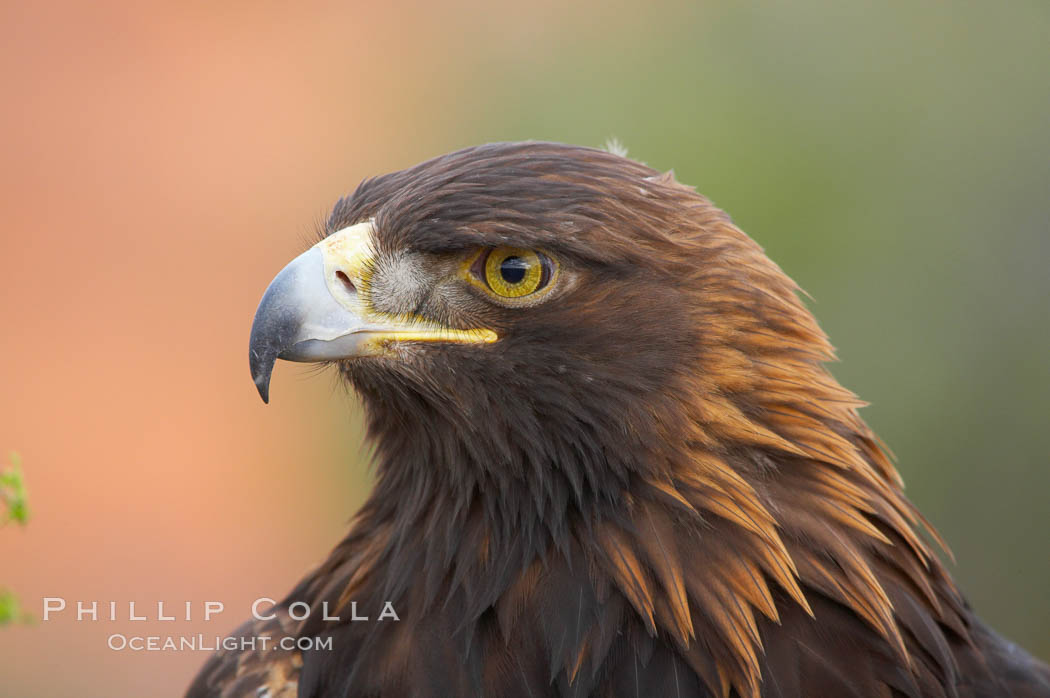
left=1, top=1, right=1047, bottom=695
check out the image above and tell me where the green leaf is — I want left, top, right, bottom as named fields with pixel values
left=1, top=453, right=32, bottom=628
left=0, top=588, right=31, bottom=626
left=0, top=452, right=29, bottom=526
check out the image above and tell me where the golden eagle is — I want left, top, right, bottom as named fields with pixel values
left=188, top=142, right=1050, bottom=697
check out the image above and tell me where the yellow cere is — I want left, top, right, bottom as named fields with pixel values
left=320, top=220, right=377, bottom=311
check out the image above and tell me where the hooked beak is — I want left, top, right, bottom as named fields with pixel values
left=248, top=221, right=497, bottom=403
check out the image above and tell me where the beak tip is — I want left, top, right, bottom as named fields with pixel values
left=249, top=347, right=276, bottom=405
left=249, top=354, right=275, bottom=403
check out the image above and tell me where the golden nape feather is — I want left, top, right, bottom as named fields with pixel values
left=189, top=142, right=1050, bottom=698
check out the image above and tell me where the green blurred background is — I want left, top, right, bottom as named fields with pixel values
left=1, top=1, right=1046, bottom=694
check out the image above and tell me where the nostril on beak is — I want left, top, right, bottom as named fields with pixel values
left=335, top=270, right=356, bottom=293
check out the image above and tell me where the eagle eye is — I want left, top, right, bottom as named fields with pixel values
left=464, top=247, right=558, bottom=302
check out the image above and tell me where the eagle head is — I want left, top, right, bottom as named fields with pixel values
left=249, top=143, right=792, bottom=504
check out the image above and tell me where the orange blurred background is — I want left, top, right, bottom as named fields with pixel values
left=1, top=1, right=1047, bottom=696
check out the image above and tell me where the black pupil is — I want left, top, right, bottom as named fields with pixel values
left=499, top=256, right=528, bottom=284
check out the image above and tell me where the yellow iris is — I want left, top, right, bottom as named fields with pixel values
left=484, top=247, right=544, bottom=298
